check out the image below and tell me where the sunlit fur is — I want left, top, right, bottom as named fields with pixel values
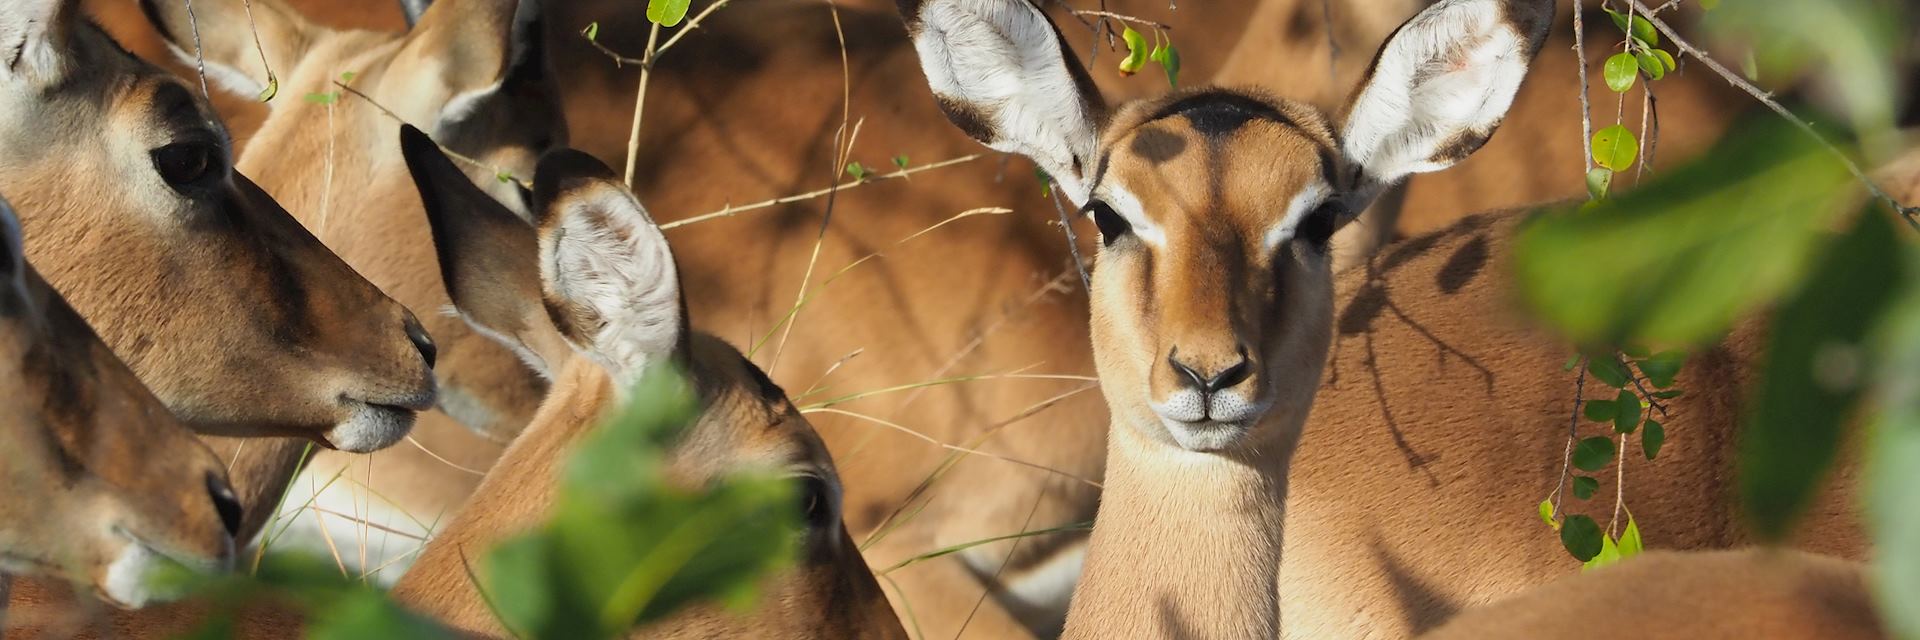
left=0, top=0, right=435, bottom=546
left=388, top=142, right=906, bottom=639
left=0, top=202, right=237, bottom=613
left=1422, top=550, right=1883, bottom=639
left=135, top=0, right=565, bottom=572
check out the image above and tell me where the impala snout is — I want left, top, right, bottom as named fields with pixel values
left=1152, top=342, right=1271, bottom=451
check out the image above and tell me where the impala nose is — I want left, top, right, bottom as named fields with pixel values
left=1168, top=346, right=1253, bottom=394
left=402, top=311, right=437, bottom=369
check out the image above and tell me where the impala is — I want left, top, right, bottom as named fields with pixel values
left=0, top=198, right=241, bottom=622
left=896, top=0, right=1866, bottom=636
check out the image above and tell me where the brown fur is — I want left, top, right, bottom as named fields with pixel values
left=0, top=215, right=236, bottom=619
left=1421, top=549, right=1885, bottom=639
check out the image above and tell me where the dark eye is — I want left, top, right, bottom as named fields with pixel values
left=797, top=475, right=838, bottom=533
left=1297, top=200, right=1347, bottom=249
left=150, top=142, right=221, bottom=189
left=1086, top=199, right=1132, bottom=247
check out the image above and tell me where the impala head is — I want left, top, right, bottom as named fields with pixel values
left=139, top=0, right=565, bottom=437
left=139, top=0, right=561, bottom=217
left=400, top=128, right=905, bottom=638
left=0, top=0, right=436, bottom=451
left=899, top=0, right=1552, bottom=452
left=0, top=199, right=241, bottom=609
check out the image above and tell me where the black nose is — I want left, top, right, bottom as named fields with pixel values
left=1169, top=346, right=1254, bottom=394
left=205, top=473, right=244, bottom=539
left=403, top=311, right=437, bottom=369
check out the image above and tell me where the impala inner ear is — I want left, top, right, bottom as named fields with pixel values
left=0, top=0, right=81, bottom=87
left=137, top=0, right=315, bottom=99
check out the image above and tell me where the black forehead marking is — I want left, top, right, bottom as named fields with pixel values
left=1128, top=127, right=1188, bottom=166
left=1149, top=92, right=1295, bottom=139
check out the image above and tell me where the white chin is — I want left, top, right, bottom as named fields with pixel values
left=1163, top=419, right=1251, bottom=452
left=326, top=403, right=418, bottom=453
left=101, top=545, right=175, bottom=609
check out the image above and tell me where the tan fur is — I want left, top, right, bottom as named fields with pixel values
left=1421, top=549, right=1885, bottom=639
left=92, top=1, right=1747, bottom=637
left=0, top=224, right=236, bottom=618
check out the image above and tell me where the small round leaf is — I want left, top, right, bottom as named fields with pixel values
left=1573, top=436, right=1617, bottom=472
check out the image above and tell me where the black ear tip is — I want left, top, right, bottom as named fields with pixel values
left=397, top=124, right=434, bottom=159
left=532, top=148, right=618, bottom=219
left=138, top=0, right=175, bottom=42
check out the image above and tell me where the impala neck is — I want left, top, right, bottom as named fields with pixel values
left=1063, top=420, right=1297, bottom=640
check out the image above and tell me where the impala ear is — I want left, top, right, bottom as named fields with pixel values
left=1337, top=0, right=1554, bottom=209
left=531, top=149, right=687, bottom=389
left=0, top=0, right=81, bottom=87
left=897, top=0, right=1106, bottom=204
left=399, top=125, right=565, bottom=376
left=138, top=0, right=315, bottom=99
left=402, top=0, right=547, bottom=133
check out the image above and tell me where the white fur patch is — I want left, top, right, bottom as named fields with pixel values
left=911, top=0, right=1101, bottom=204
left=101, top=543, right=161, bottom=608
left=1100, top=183, right=1166, bottom=248
left=327, top=403, right=418, bottom=453
left=540, top=189, right=682, bottom=392
left=1341, top=0, right=1531, bottom=194
left=1262, top=180, right=1333, bottom=252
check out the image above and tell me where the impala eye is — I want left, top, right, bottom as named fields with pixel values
left=797, top=474, right=838, bottom=533
left=1297, top=200, right=1347, bottom=249
left=150, top=142, right=223, bottom=190
left=1086, top=200, right=1132, bottom=247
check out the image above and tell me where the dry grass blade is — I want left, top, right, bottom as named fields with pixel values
left=879, top=574, right=927, bottom=640
left=407, top=435, right=489, bottom=476
left=661, top=154, right=987, bottom=229
left=808, top=407, right=1104, bottom=489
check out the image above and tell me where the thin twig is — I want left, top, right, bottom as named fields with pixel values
left=1548, top=359, right=1587, bottom=521
left=183, top=0, right=212, bottom=101
left=331, top=81, right=530, bottom=190
left=1572, top=0, right=1595, bottom=174
left=1320, top=0, right=1339, bottom=89
left=622, top=22, right=663, bottom=187
left=1047, top=189, right=1093, bottom=292
left=1069, top=9, right=1173, bottom=31
left=238, top=0, right=277, bottom=101
left=1610, top=432, right=1627, bottom=536
left=1622, top=0, right=1920, bottom=228
left=662, top=154, right=984, bottom=229
left=768, top=1, right=856, bottom=375
left=583, top=0, right=735, bottom=66
left=406, top=435, right=489, bottom=476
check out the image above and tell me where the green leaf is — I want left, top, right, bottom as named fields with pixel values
left=1639, top=350, right=1687, bottom=388
left=1707, top=0, right=1904, bottom=141
left=1160, top=43, right=1182, bottom=88
left=258, top=73, right=278, bottom=102
left=1604, top=7, right=1659, bottom=46
left=1652, top=389, right=1684, bottom=399
left=1560, top=514, right=1605, bottom=561
left=1619, top=517, right=1645, bottom=557
left=646, top=0, right=691, bottom=27
left=584, top=21, right=601, bottom=42
left=1036, top=167, right=1054, bottom=199
left=1119, top=26, right=1147, bottom=76
left=1584, top=398, right=1617, bottom=422
left=1587, top=355, right=1631, bottom=388
left=1642, top=419, right=1666, bottom=460
left=1563, top=354, right=1582, bottom=371
left=1636, top=49, right=1667, bottom=81
left=1514, top=116, right=1855, bottom=347
left=1653, top=49, right=1677, bottom=74
left=846, top=161, right=869, bottom=181
left=1538, top=499, right=1558, bottom=529
left=308, top=590, right=455, bottom=640
left=1586, top=167, right=1614, bottom=200
left=1582, top=532, right=1623, bottom=571
left=892, top=155, right=909, bottom=170
left=1699, top=0, right=1719, bottom=9
left=1614, top=389, right=1642, bottom=434
left=1741, top=210, right=1904, bottom=542
left=495, top=169, right=515, bottom=184
left=1869, top=235, right=1920, bottom=640
left=1573, top=436, right=1616, bottom=472
left=303, top=91, right=338, bottom=105
left=1590, top=124, right=1639, bottom=172
left=339, top=71, right=357, bottom=84
left=1572, top=475, right=1599, bottom=500
left=1603, top=52, right=1639, bottom=93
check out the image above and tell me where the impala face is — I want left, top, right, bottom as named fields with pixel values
left=0, top=199, right=241, bottom=609
left=900, top=0, right=1552, bottom=452
left=0, top=0, right=437, bottom=452
left=139, top=0, right=566, bottom=438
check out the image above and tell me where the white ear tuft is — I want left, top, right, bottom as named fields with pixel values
left=1339, top=0, right=1553, bottom=205
left=539, top=186, right=682, bottom=389
left=0, top=0, right=80, bottom=87
left=903, top=0, right=1105, bottom=203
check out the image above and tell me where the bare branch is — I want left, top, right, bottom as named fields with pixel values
left=661, top=154, right=985, bottom=229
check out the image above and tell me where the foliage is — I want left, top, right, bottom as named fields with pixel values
left=1116, top=24, right=1181, bottom=87
left=481, top=366, right=799, bottom=640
